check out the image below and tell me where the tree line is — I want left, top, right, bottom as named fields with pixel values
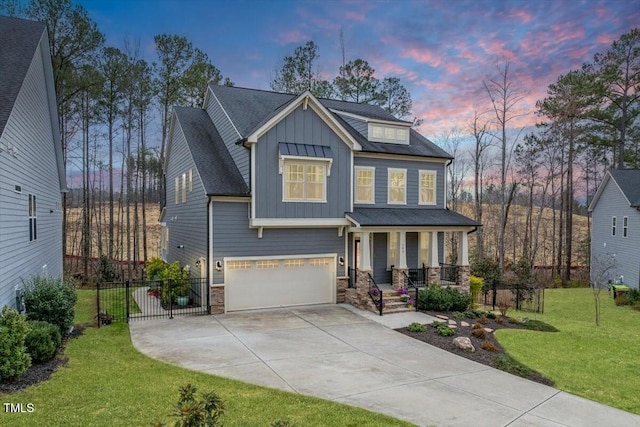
left=443, top=28, right=639, bottom=286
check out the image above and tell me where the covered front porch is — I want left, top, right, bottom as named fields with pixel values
left=343, top=208, right=479, bottom=314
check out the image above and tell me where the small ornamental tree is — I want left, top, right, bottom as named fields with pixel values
left=22, top=276, right=77, bottom=336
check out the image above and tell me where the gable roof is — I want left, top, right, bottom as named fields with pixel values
left=588, top=169, right=640, bottom=211
left=208, top=85, right=452, bottom=159
left=0, top=15, right=46, bottom=139
left=173, top=106, right=249, bottom=196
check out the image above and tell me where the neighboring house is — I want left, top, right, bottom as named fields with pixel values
left=0, top=16, right=66, bottom=309
left=161, top=85, right=479, bottom=313
left=589, top=169, right=640, bottom=289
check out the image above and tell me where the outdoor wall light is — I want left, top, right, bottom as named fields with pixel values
left=177, top=244, right=184, bottom=249
left=215, top=260, right=223, bottom=271
left=195, top=259, right=201, bottom=267
left=338, top=256, right=345, bottom=266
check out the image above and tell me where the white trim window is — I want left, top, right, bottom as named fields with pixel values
left=28, top=194, right=37, bottom=241
left=419, top=170, right=436, bottom=205
left=283, top=161, right=326, bottom=202
left=612, top=216, right=617, bottom=236
left=355, top=166, right=375, bottom=204
left=623, top=216, right=628, bottom=238
left=388, top=168, right=407, bottom=204
left=174, top=176, right=179, bottom=204
left=181, top=173, right=187, bottom=203
left=368, top=123, right=410, bottom=144
left=189, top=169, right=193, bottom=192
left=419, top=232, right=430, bottom=266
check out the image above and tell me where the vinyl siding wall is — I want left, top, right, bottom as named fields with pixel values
left=205, top=90, right=249, bottom=185
left=163, top=119, right=208, bottom=278
left=0, top=41, right=63, bottom=309
left=254, top=105, right=351, bottom=218
left=591, top=179, right=640, bottom=288
left=353, top=156, right=446, bottom=208
left=212, top=201, right=345, bottom=283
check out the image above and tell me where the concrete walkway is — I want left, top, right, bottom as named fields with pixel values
left=129, top=304, right=639, bottom=427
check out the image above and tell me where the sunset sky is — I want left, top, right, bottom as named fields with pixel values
left=79, top=0, right=638, bottom=139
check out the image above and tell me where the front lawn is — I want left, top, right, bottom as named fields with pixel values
left=2, top=290, right=411, bottom=427
left=496, top=288, right=640, bottom=415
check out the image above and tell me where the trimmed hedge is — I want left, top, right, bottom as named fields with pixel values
left=25, top=320, right=62, bottom=363
left=22, top=276, right=77, bottom=336
left=0, top=306, right=31, bottom=381
left=417, top=285, right=472, bottom=312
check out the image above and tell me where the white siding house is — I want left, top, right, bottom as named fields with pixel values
left=589, top=169, right=640, bottom=289
left=0, top=16, right=66, bottom=309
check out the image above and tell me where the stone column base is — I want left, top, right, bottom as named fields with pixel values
left=427, top=267, right=440, bottom=286
left=336, top=277, right=348, bottom=303
left=456, top=265, right=471, bottom=294
left=392, top=268, right=408, bottom=290
left=210, top=285, right=224, bottom=314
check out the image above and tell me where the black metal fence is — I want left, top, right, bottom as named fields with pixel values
left=477, top=282, right=545, bottom=313
left=96, top=278, right=210, bottom=325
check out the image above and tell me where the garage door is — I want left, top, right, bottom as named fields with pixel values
left=225, top=256, right=336, bottom=311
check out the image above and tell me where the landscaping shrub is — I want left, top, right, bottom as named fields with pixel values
left=486, top=311, right=497, bottom=319
left=481, top=340, right=498, bottom=352
left=160, top=261, right=190, bottom=304
left=430, top=321, right=455, bottom=336
left=25, top=320, right=61, bottom=363
left=522, top=320, right=559, bottom=332
left=407, top=322, right=426, bottom=332
left=145, top=257, right=168, bottom=280
left=628, top=288, right=640, bottom=305
left=469, top=275, right=483, bottom=308
left=472, top=328, right=487, bottom=339
left=98, top=255, right=116, bottom=283
left=22, top=276, right=77, bottom=336
left=417, top=285, right=471, bottom=312
left=0, top=306, right=31, bottom=381
left=168, top=383, right=225, bottom=427
left=494, top=354, right=531, bottom=378
left=477, top=316, right=489, bottom=325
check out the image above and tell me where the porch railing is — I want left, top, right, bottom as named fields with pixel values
left=407, top=265, right=427, bottom=286
left=440, top=263, right=458, bottom=284
left=366, top=272, right=384, bottom=316
left=402, top=270, right=419, bottom=312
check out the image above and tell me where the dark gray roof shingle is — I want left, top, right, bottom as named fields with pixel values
left=209, top=85, right=452, bottom=159
left=610, top=169, right=640, bottom=207
left=174, top=106, right=249, bottom=196
left=0, top=15, right=45, bottom=138
left=347, top=208, right=480, bottom=227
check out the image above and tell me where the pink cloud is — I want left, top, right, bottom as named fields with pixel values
left=400, top=47, right=442, bottom=67
left=278, top=29, right=308, bottom=45
left=344, top=10, right=366, bottom=22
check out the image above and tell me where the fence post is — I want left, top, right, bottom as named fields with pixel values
left=206, top=278, right=211, bottom=315
left=168, top=279, right=173, bottom=319
left=125, top=280, right=130, bottom=323
left=492, top=281, right=497, bottom=310
left=97, top=282, right=101, bottom=328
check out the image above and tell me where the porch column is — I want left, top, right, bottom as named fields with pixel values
left=456, top=231, right=471, bottom=293
left=393, top=231, right=408, bottom=289
left=457, top=231, right=469, bottom=266
left=360, top=231, right=371, bottom=271
left=427, top=232, right=440, bottom=285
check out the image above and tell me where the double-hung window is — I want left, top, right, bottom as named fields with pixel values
left=419, top=170, right=436, bottom=205
left=28, top=194, right=37, bottom=241
left=388, top=168, right=406, bottom=204
left=283, top=162, right=326, bottom=202
left=355, top=167, right=375, bottom=204
left=612, top=216, right=617, bottom=236
left=623, top=216, right=628, bottom=238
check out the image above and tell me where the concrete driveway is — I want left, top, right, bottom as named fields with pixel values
left=129, top=304, right=639, bottom=427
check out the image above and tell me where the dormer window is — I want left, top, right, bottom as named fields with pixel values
left=368, top=123, right=410, bottom=144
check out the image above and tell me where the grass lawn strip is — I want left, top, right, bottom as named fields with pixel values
left=496, top=288, right=640, bottom=415
left=2, top=290, right=411, bottom=427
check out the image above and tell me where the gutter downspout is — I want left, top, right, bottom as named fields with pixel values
left=445, top=158, right=453, bottom=210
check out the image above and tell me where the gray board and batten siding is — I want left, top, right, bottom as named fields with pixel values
left=211, top=201, right=345, bottom=284
left=591, top=177, right=640, bottom=288
left=0, top=25, right=63, bottom=309
left=254, top=104, right=352, bottom=219
left=353, top=156, right=446, bottom=208
left=163, top=115, right=208, bottom=278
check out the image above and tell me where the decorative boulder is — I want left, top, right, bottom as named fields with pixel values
left=453, top=337, right=475, bottom=353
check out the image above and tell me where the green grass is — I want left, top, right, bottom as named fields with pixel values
left=496, top=288, right=640, bottom=415
left=2, top=290, right=411, bottom=427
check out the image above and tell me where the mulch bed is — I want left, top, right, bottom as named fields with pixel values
left=0, top=326, right=84, bottom=395
left=396, top=311, right=554, bottom=386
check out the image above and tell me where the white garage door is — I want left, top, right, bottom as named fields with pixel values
left=225, top=255, right=336, bottom=311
